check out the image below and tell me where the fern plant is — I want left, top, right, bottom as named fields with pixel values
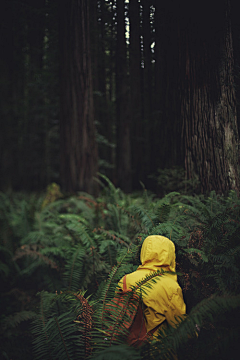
left=174, top=191, right=240, bottom=307
left=31, top=261, right=240, bottom=360
left=32, top=289, right=100, bottom=359
left=1, top=182, right=240, bottom=359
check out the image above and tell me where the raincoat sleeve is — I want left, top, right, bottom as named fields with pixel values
left=165, top=288, right=186, bottom=327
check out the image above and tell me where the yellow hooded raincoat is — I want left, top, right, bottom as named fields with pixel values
left=118, top=235, right=186, bottom=334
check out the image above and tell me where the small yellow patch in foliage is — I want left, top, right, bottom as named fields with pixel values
left=41, top=183, right=63, bottom=209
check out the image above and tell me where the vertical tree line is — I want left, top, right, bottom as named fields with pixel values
left=1, top=0, right=59, bottom=191
left=59, top=0, right=98, bottom=195
left=180, top=0, right=239, bottom=193
left=0, top=0, right=239, bottom=195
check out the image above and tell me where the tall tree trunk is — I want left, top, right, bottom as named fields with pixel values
left=0, top=0, right=27, bottom=190
left=152, top=2, right=182, bottom=175
left=142, top=0, right=152, bottom=181
left=25, top=0, right=46, bottom=189
left=59, top=0, right=98, bottom=195
left=92, top=0, right=113, bottom=179
left=115, top=0, right=132, bottom=192
left=0, top=2, right=15, bottom=190
left=109, top=0, right=116, bottom=104
left=109, top=0, right=117, bottom=182
left=150, top=1, right=162, bottom=174
left=231, top=0, right=240, bottom=139
left=180, top=1, right=239, bottom=194
left=129, top=0, right=143, bottom=188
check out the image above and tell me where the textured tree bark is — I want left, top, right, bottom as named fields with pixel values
left=0, top=0, right=32, bottom=190
left=91, top=0, right=113, bottom=180
left=180, top=0, right=239, bottom=194
left=0, top=3, right=15, bottom=191
left=115, top=0, right=132, bottom=192
left=26, top=0, right=47, bottom=189
left=142, top=0, right=152, bottom=182
left=129, top=0, right=143, bottom=187
left=59, top=0, right=98, bottom=195
left=150, top=1, right=183, bottom=178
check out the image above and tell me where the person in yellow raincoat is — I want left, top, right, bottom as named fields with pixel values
left=118, top=235, right=186, bottom=337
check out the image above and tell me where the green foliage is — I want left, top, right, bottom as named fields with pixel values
left=0, top=191, right=42, bottom=250
left=31, top=291, right=92, bottom=360
left=151, top=166, right=201, bottom=195
left=90, top=344, right=141, bottom=360
left=41, top=183, right=63, bottom=209
left=0, top=181, right=240, bottom=359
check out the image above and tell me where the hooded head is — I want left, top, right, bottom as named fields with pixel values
left=138, top=235, right=176, bottom=275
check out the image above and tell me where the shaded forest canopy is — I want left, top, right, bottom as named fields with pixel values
left=1, top=0, right=240, bottom=195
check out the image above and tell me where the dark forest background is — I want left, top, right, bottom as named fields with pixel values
left=1, top=2, right=240, bottom=359
left=1, top=0, right=240, bottom=195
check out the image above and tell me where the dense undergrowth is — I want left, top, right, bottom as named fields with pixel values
left=0, top=175, right=240, bottom=359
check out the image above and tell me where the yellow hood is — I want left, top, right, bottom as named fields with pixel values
left=138, top=235, right=176, bottom=275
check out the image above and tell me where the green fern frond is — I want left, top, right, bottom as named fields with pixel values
left=65, top=221, right=97, bottom=248
left=13, top=245, right=58, bottom=270
left=60, top=213, right=90, bottom=227
left=63, top=245, right=86, bottom=291
left=128, top=205, right=155, bottom=232
left=97, top=173, right=125, bottom=204
left=32, top=290, right=96, bottom=360
left=90, top=344, right=141, bottom=360
left=173, top=294, right=240, bottom=354
left=95, top=228, right=131, bottom=247
left=1, top=310, right=37, bottom=331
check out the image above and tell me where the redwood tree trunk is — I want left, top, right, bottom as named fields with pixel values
left=116, top=0, right=132, bottom=192
left=91, top=0, right=113, bottom=179
left=129, top=0, right=143, bottom=187
left=59, top=0, right=98, bottom=194
left=142, top=0, right=152, bottom=176
left=180, top=1, right=239, bottom=194
left=26, top=0, right=46, bottom=189
left=151, top=1, right=182, bottom=175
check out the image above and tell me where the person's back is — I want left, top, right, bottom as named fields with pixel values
left=118, top=235, right=186, bottom=334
